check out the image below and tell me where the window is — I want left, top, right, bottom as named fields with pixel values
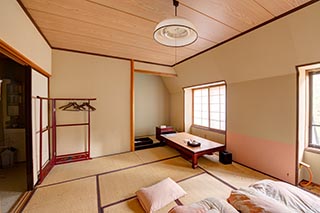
left=193, top=83, right=226, bottom=131
left=309, top=71, right=320, bottom=148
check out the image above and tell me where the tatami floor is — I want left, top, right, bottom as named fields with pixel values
left=0, top=163, right=27, bottom=213
left=22, top=146, right=274, bottom=212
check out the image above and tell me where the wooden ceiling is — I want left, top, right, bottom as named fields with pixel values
left=19, top=0, right=313, bottom=66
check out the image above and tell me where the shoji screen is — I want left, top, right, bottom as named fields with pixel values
left=31, top=69, right=49, bottom=185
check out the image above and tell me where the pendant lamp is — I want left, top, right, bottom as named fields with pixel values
left=153, top=0, right=198, bottom=47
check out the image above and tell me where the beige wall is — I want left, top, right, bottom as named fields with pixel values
left=1, top=0, right=51, bottom=186
left=51, top=50, right=131, bottom=157
left=134, top=72, right=170, bottom=137
left=0, top=0, right=51, bottom=74
left=163, top=2, right=320, bottom=184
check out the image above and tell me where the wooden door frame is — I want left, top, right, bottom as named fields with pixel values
left=0, top=39, right=51, bottom=190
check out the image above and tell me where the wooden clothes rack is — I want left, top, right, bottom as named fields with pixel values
left=36, top=96, right=96, bottom=183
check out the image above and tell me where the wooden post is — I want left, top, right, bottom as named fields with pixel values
left=130, top=59, right=135, bottom=151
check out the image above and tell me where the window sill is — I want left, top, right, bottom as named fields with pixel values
left=304, top=147, right=320, bottom=154
left=191, top=124, right=226, bottom=134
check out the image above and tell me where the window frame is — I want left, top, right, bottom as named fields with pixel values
left=308, top=70, right=320, bottom=149
left=192, top=83, right=226, bottom=133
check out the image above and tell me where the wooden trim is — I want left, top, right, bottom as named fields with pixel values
left=130, top=59, right=135, bottom=151
left=134, top=69, right=177, bottom=77
left=25, top=66, right=34, bottom=190
left=183, top=80, right=226, bottom=90
left=225, top=82, right=228, bottom=147
left=191, top=124, right=226, bottom=135
left=308, top=73, right=313, bottom=148
left=191, top=82, right=226, bottom=132
left=295, top=65, right=300, bottom=185
left=0, top=39, right=51, bottom=77
left=52, top=47, right=171, bottom=67
left=191, top=89, right=194, bottom=130
left=173, top=0, right=319, bottom=67
left=183, top=89, right=185, bottom=132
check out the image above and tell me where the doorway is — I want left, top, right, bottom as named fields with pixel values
left=0, top=52, right=32, bottom=212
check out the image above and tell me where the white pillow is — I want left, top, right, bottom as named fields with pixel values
left=136, top=177, right=187, bottom=213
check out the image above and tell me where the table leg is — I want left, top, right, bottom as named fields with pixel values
left=192, top=155, right=198, bottom=169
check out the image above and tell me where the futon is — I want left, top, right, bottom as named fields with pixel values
left=170, top=179, right=320, bottom=213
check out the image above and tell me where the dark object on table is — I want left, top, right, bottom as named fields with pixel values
left=219, top=150, right=232, bottom=164
left=187, top=140, right=201, bottom=147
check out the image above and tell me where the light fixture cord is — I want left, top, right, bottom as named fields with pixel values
left=173, top=0, right=179, bottom=16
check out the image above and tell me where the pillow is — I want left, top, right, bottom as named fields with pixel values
left=136, top=177, right=186, bottom=213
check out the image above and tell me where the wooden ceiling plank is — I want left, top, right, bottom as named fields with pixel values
left=86, top=0, right=174, bottom=23
left=43, top=29, right=191, bottom=65
left=21, top=0, right=156, bottom=39
left=87, top=0, right=239, bottom=44
left=254, top=0, right=310, bottom=16
left=178, top=6, right=239, bottom=43
left=22, top=0, right=216, bottom=54
left=20, top=0, right=313, bottom=65
left=27, top=9, right=199, bottom=58
left=179, top=0, right=274, bottom=32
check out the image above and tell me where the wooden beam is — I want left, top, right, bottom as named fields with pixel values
left=134, top=69, right=177, bottom=77
left=0, top=39, right=51, bottom=77
left=130, top=59, right=135, bottom=151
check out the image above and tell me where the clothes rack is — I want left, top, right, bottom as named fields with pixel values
left=36, top=96, right=96, bottom=183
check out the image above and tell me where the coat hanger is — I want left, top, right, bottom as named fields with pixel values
left=59, top=102, right=82, bottom=111
left=79, top=102, right=96, bottom=111
left=59, top=101, right=96, bottom=111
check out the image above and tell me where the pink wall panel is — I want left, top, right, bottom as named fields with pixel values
left=227, top=131, right=296, bottom=184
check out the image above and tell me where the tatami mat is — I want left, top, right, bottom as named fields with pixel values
left=23, top=146, right=278, bottom=212
left=178, top=173, right=233, bottom=205
left=199, top=155, right=274, bottom=189
left=135, top=146, right=179, bottom=163
left=99, top=157, right=203, bottom=207
left=41, top=146, right=179, bottom=186
left=102, top=197, right=177, bottom=213
left=23, top=177, right=97, bottom=213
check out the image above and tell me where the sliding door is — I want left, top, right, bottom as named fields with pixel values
left=31, top=69, right=49, bottom=185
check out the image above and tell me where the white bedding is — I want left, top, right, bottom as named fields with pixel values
left=170, top=179, right=320, bottom=213
left=228, top=179, right=320, bottom=213
left=249, top=179, right=320, bottom=213
left=169, top=197, right=238, bottom=213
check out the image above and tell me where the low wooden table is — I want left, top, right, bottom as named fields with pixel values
left=161, top=132, right=225, bottom=169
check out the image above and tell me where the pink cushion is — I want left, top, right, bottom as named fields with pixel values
left=136, top=177, right=186, bottom=212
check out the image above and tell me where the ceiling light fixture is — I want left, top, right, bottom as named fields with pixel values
left=153, top=0, right=198, bottom=47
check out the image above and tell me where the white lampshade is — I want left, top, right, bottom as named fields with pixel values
left=153, top=16, right=198, bottom=47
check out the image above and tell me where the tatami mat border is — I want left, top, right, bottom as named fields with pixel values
left=198, top=165, right=238, bottom=190
left=96, top=175, right=103, bottom=213
left=37, top=155, right=181, bottom=189
left=100, top=171, right=206, bottom=210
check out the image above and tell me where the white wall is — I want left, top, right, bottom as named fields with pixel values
left=0, top=0, right=51, bottom=74
left=134, top=72, right=170, bottom=137
left=51, top=50, right=131, bottom=157
left=163, top=2, right=320, bottom=184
